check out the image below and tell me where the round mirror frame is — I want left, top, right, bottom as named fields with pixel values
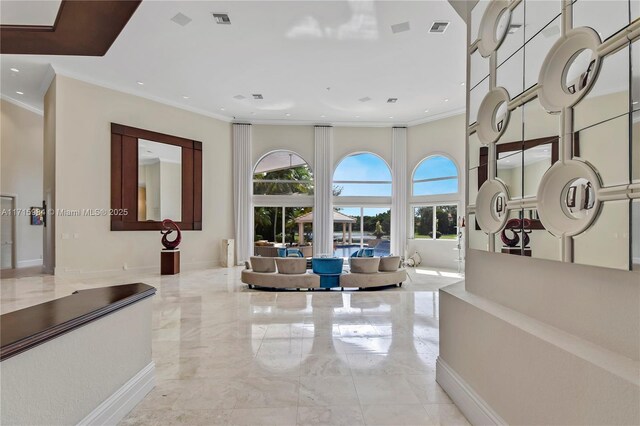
left=477, top=87, right=511, bottom=144
left=537, top=27, right=602, bottom=112
left=536, top=159, right=601, bottom=237
left=477, top=0, right=512, bottom=58
left=476, top=179, right=511, bottom=233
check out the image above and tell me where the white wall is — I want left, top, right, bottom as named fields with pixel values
left=50, top=76, right=232, bottom=275
left=407, top=115, right=466, bottom=270
left=0, top=99, right=44, bottom=268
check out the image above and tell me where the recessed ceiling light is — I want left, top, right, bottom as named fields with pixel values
left=389, top=116, right=394, bottom=119
left=359, top=97, right=371, bottom=103
left=424, top=109, right=429, bottom=113
left=285, top=113, right=291, bottom=117
left=182, top=95, right=190, bottom=99
left=171, top=12, right=192, bottom=26
left=137, top=81, right=144, bottom=85
left=387, top=98, right=398, bottom=103
left=15, top=91, right=24, bottom=95
left=429, top=21, right=450, bottom=34
left=460, top=82, right=465, bottom=86
left=212, top=13, right=231, bottom=25
left=391, top=21, right=410, bottom=34
left=444, top=99, right=449, bottom=102
left=10, top=68, right=19, bottom=73
left=320, top=115, right=326, bottom=118
left=252, top=94, right=263, bottom=100
left=355, top=115, right=360, bottom=118
left=220, top=107, right=225, bottom=111
left=633, top=101, right=639, bottom=105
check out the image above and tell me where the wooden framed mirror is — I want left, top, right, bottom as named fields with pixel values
left=111, top=123, right=202, bottom=231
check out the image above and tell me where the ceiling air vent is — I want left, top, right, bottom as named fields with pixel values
left=391, top=21, right=410, bottom=34
left=359, top=96, right=371, bottom=103
left=387, top=98, right=398, bottom=103
left=252, top=94, right=263, bottom=100
left=429, top=21, right=450, bottom=34
left=212, top=13, right=231, bottom=24
left=171, top=12, right=192, bottom=27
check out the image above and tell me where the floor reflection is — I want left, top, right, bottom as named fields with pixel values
left=0, top=266, right=469, bottom=425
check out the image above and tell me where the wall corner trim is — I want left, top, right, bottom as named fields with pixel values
left=436, top=357, right=507, bottom=426
left=77, top=361, right=155, bottom=426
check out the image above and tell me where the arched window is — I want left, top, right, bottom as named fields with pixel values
left=411, top=155, right=459, bottom=240
left=253, top=151, right=313, bottom=195
left=333, top=153, right=391, bottom=197
left=412, top=155, right=458, bottom=196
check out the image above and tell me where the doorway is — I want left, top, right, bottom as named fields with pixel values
left=1, top=196, right=16, bottom=269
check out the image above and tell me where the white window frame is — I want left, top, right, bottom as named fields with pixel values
left=411, top=155, right=460, bottom=199
left=410, top=202, right=460, bottom=241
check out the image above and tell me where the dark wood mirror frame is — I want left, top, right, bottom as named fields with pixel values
left=111, top=123, right=202, bottom=231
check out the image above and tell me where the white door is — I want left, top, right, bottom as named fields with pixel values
left=1, top=196, right=14, bottom=269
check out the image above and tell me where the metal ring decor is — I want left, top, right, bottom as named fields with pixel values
left=537, top=27, right=602, bottom=112
left=161, top=219, right=182, bottom=250
left=476, top=87, right=511, bottom=144
left=477, top=0, right=512, bottom=58
left=500, top=218, right=531, bottom=248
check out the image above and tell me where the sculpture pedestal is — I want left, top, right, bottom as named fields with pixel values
left=501, top=247, right=532, bottom=256
left=161, top=249, right=180, bottom=275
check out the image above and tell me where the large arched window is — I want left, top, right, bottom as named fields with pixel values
left=252, top=151, right=314, bottom=250
left=332, top=153, right=392, bottom=257
left=412, top=155, right=458, bottom=196
left=254, top=151, right=313, bottom=195
left=333, top=153, right=391, bottom=197
left=411, top=155, right=459, bottom=240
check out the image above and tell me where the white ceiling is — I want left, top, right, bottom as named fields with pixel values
left=0, top=0, right=467, bottom=125
left=0, top=1, right=62, bottom=26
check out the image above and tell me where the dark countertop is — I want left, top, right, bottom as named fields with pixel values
left=0, top=283, right=156, bottom=361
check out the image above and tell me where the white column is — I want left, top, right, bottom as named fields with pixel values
left=391, top=127, right=408, bottom=257
left=233, top=124, right=253, bottom=265
left=313, top=126, right=334, bottom=255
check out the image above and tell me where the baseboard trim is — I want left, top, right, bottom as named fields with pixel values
left=16, top=259, right=43, bottom=268
left=436, top=357, right=506, bottom=426
left=77, top=361, right=155, bottom=426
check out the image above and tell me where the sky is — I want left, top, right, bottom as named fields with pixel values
left=333, top=153, right=458, bottom=197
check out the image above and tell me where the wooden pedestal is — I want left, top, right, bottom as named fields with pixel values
left=501, top=247, right=532, bottom=256
left=161, top=250, right=180, bottom=275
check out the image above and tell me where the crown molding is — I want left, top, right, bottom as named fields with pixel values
left=51, top=66, right=233, bottom=123
left=235, top=118, right=405, bottom=127
left=1, top=94, right=44, bottom=116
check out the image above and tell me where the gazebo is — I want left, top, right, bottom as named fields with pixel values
left=294, top=210, right=357, bottom=244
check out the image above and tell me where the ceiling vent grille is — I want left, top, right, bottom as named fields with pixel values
left=252, top=94, right=263, bottom=100
left=387, top=98, right=398, bottom=103
left=212, top=13, right=231, bottom=24
left=171, top=12, right=192, bottom=27
left=429, top=21, right=450, bottom=34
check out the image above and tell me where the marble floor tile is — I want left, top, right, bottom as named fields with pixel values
left=297, top=405, right=365, bottom=426
left=299, top=376, right=360, bottom=406
left=0, top=265, right=470, bottom=425
left=361, top=404, right=433, bottom=426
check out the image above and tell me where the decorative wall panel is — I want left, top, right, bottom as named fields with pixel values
left=467, top=0, right=639, bottom=270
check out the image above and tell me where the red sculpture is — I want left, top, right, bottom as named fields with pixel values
left=160, top=219, right=182, bottom=250
left=500, top=218, right=531, bottom=248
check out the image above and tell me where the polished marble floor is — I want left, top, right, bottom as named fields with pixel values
left=0, top=266, right=468, bottom=426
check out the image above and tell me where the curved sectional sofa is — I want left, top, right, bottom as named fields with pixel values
left=241, top=256, right=407, bottom=290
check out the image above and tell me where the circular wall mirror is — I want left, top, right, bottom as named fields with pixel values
left=562, top=177, right=596, bottom=219
left=493, top=101, right=509, bottom=132
left=477, top=0, right=511, bottom=57
left=495, top=9, right=511, bottom=43
left=476, top=180, right=510, bottom=233
left=563, top=49, right=597, bottom=95
left=538, top=27, right=602, bottom=112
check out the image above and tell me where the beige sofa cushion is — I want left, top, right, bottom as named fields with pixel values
left=350, top=257, right=380, bottom=274
left=379, top=256, right=401, bottom=272
left=250, top=256, right=276, bottom=273
left=276, top=257, right=307, bottom=274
